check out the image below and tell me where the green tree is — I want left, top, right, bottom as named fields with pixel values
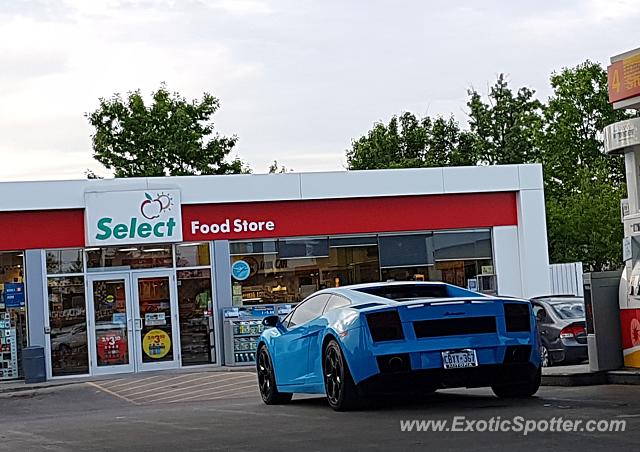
left=539, top=61, right=634, bottom=270
left=87, top=84, right=248, bottom=177
left=546, top=171, right=626, bottom=271
left=268, top=160, right=293, bottom=173
left=346, top=112, right=476, bottom=169
left=345, top=62, right=637, bottom=271
left=467, top=74, right=543, bottom=165
left=540, top=61, right=628, bottom=199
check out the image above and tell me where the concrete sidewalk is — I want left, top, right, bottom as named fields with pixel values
left=0, top=365, right=255, bottom=395
left=542, top=364, right=640, bottom=386
left=4, top=363, right=640, bottom=395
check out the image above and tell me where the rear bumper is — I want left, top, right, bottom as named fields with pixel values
left=551, top=343, right=588, bottom=364
left=341, top=319, right=540, bottom=384
left=357, top=362, right=539, bottom=395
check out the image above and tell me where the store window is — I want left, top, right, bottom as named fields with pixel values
left=378, top=230, right=495, bottom=293
left=379, top=234, right=437, bottom=282
left=46, top=249, right=88, bottom=376
left=0, top=251, right=27, bottom=380
left=230, top=236, right=379, bottom=306
left=86, top=245, right=173, bottom=271
left=229, top=240, right=277, bottom=256
left=433, top=231, right=496, bottom=293
left=177, top=268, right=215, bottom=366
left=278, top=238, right=329, bottom=259
left=175, top=242, right=210, bottom=267
left=379, top=234, right=434, bottom=268
left=91, top=278, right=129, bottom=367
left=433, top=230, right=492, bottom=261
left=381, top=266, right=440, bottom=282
left=46, top=249, right=83, bottom=274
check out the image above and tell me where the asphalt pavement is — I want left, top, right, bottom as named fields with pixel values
left=1, top=375, right=640, bottom=452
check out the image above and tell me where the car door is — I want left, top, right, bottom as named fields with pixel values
left=306, top=295, right=352, bottom=386
left=274, top=294, right=331, bottom=387
left=533, top=302, right=558, bottom=348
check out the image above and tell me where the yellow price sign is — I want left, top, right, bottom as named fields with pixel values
left=612, top=68, right=621, bottom=93
left=142, top=329, right=171, bottom=359
left=608, top=53, right=640, bottom=104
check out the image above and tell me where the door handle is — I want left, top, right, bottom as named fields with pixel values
left=134, top=319, right=142, bottom=330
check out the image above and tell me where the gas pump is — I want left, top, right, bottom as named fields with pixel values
left=603, top=46, right=640, bottom=368
left=604, top=117, right=640, bottom=368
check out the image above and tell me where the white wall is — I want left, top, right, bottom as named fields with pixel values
left=0, top=164, right=543, bottom=211
left=0, top=164, right=551, bottom=299
left=549, top=262, right=584, bottom=296
left=489, top=165, right=551, bottom=299
left=493, top=226, right=523, bottom=297
left=514, top=167, right=551, bottom=298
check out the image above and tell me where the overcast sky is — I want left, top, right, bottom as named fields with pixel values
left=0, top=0, right=639, bottom=181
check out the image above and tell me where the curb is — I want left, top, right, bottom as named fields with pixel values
left=606, top=370, right=640, bottom=385
left=0, top=381, right=84, bottom=395
left=4, top=367, right=639, bottom=393
left=1, top=366, right=257, bottom=395
left=541, top=369, right=640, bottom=387
left=541, top=372, right=607, bottom=387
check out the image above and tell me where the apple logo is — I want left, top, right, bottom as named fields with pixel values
left=140, top=192, right=173, bottom=220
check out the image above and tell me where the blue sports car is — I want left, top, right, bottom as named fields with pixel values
left=257, top=281, right=541, bottom=410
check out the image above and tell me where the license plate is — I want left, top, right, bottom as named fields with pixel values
left=441, top=349, right=478, bottom=369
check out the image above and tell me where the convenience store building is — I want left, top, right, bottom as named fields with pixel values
left=0, top=164, right=550, bottom=380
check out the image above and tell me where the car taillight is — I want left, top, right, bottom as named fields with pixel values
left=560, top=325, right=585, bottom=339
left=366, top=310, right=404, bottom=342
left=504, top=303, right=531, bottom=332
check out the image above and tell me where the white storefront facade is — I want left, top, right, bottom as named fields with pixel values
left=0, top=164, right=550, bottom=380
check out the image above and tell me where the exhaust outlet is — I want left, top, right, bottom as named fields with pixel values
left=388, top=356, right=404, bottom=372
left=377, top=353, right=410, bottom=373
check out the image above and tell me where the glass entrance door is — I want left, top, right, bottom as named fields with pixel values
left=133, top=271, right=180, bottom=371
left=87, top=274, right=135, bottom=375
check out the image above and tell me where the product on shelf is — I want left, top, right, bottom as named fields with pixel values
left=0, top=313, right=18, bottom=380
left=224, top=306, right=278, bottom=366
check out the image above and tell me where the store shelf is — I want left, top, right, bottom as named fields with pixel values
left=233, top=352, right=256, bottom=364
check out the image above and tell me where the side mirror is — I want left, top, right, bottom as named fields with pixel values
left=262, top=315, right=280, bottom=328
left=535, top=309, right=546, bottom=322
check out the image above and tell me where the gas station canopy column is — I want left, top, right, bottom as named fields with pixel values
left=605, top=47, right=640, bottom=368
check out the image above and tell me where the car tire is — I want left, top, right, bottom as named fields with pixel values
left=257, top=346, right=292, bottom=405
left=540, top=344, right=552, bottom=367
left=323, top=340, right=360, bottom=411
left=491, top=366, right=542, bottom=398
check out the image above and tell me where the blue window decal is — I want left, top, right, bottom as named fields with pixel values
left=231, top=260, right=251, bottom=281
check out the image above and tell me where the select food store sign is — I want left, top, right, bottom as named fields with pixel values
left=85, top=190, right=183, bottom=246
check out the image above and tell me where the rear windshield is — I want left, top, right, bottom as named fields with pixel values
left=550, top=302, right=585, bottom=320
left=354, top=284, right=449, bottom=300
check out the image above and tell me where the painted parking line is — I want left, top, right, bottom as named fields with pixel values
left=101, top=372, right=222, bottom=395
left=90, top=372, right=257, bottom=405
left=102, top=374, right=170, bottom=390
left=167, top=384, right=259, bottom=404
left=131, top=375, right=252, bottom=401
left=148, top=377, right=256, bottom=403
left=87, top=382, right=140, bottom=406
left=120, top=373, right=222, bottom=397
left=191, top=386, right=260, bottom=403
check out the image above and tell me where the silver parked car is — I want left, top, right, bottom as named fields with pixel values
left=531, top=295, right=587, bottom=367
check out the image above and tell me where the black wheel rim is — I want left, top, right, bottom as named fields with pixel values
left=258, top=348, right=273, bottom=399
left=324, top=346, right=343, bottom=406
left=540, top=346, right=549, bottom=367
